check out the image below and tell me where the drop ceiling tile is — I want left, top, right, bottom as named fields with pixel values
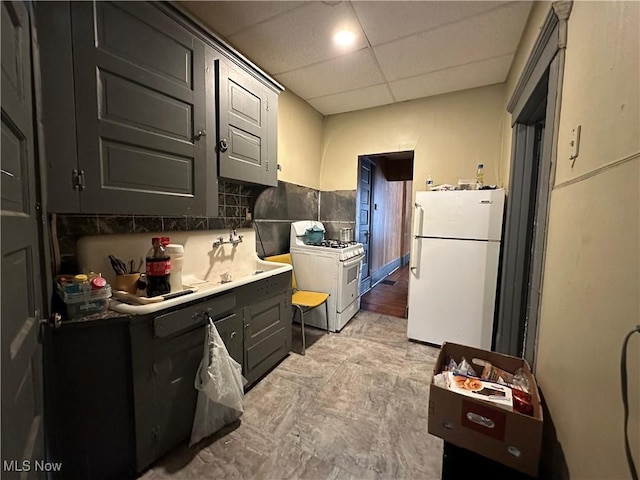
left=352, top=1, right=509, bottom=46
left=307, top=84, right=394, bottom=116
left=179, top=1, right=305, bottom=38
left=275, top=48, right=384, bottom=99
left=228, top=1, right=367, bottom=75
left=374, top=1, right=532, bottom=81
left=389, top=54, right=512, bottom=102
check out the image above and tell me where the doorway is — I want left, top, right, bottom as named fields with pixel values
left=494, top=3, right=570, bottom=365
left=356, top=151, right=414, bottom=318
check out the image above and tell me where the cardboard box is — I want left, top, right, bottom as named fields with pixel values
left=428, top=342, right=543, bottom=476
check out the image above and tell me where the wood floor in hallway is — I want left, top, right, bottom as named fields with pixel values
left=361, top=264, right=409, bottom=318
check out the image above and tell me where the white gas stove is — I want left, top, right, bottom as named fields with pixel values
left=289, top=221, right=364, bottom=332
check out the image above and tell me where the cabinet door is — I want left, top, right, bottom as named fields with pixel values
left=218, top=61, right=277, bottom=187
left=214, top=311, right=244, bottom=370
left=71, top=1, right=216, bottom=215
left=34, top=1, right=81, bottom=212
left=44, top=322, right=136, bottom=479
left=153, top=326, right=204, bottom=463
left=243, top=293, right=291, bottom=385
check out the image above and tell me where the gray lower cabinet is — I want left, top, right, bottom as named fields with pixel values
left=43, top=319, right=137, bottom=480
left=130, top=292, right=238, bottom=471
left=130, top=275, right=291, bottom=472
left=44, top=276, right=291, bottom=478
left=214, top=311, right=244, bottom=367
left=218, top=59, right=279, bottom=187
left=243, top=294, right=291, bottom=385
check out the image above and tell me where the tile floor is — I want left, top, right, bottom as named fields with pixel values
left=140, top=310, right=444, bottom=479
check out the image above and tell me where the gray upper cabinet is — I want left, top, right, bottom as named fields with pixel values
left=36, top=1, right=281, bottom=215
left=218, top=60, right=279, bottom=187
left=71, top=1, right=215, bottom=215
left=37, top=1, right=217, bottom=216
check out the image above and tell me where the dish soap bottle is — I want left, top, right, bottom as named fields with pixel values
left=476, top=163, right=484, bottom=189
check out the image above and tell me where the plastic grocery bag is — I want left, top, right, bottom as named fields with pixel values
left=189, top=319, right=245, bottom=446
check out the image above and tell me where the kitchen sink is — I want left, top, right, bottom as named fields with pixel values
left=108, top=258, right=291, bottom=315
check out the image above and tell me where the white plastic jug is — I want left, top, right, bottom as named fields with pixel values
left=165, top=244, right=184, bottom=292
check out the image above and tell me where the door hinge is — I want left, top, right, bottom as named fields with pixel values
left=72, top=169, right=85, bottom=191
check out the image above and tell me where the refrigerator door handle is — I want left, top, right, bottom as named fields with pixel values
left=410, top=236, right=421, bottom=272
left=410, top=203, right=423, bottom=273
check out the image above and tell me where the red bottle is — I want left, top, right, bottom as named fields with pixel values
left=146, top=237, right=171, bottom=297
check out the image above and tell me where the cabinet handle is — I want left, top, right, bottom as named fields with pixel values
left=195, top=129, right=206, bottom=140
left=218, top=139, right=228, bottom=152
left=230, top=331, right=236, bottom=339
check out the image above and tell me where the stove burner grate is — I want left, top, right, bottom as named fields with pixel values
left=307, top=239, right=353, bottom=249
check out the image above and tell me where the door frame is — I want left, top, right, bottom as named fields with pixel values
left=494, top=2, right=573, bottom=366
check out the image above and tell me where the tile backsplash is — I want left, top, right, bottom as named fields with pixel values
left=319, top=190, right=357, bottom=240
left=54, top=180, right=258, bottom=273
left=54, top=179, right=357, bottom=273
left=253, top=183, right=356, bottom=257
left=253, top=181, right=319, bottom=257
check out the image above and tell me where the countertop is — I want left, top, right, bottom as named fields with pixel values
left=108, top=260, right=292, bottom=315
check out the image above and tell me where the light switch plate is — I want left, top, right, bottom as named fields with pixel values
left=570, top=125, right=581, bottom=163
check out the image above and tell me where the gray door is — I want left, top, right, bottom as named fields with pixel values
left=357, top=157, right=374, bottom=293
left=218, top=61, right=276, bottom=187
left=1, top=1, right=45, bottom=477
left=71, top=1, right=213, bottom=215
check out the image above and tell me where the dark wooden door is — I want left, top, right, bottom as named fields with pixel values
left=218, top=61, right=277, bottom=187
left=358, top=157, right=374, bottom=293
left=1, top=1, right=45, bottom=477
left=71, top=1, right=214, bottom=215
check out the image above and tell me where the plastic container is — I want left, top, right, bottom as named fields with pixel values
left=476, top=163, right=484, bottom=189
left=426, top=175, right=434, bottom=190
left=57, top=284, right=112, bottom=319
left=165, top=244, right=184, bottom=293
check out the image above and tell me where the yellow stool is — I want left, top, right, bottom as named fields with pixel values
left=265, top=253, right=330, bottom=355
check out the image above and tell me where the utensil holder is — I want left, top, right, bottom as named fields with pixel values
left=114, top=273, right=141, bottom=294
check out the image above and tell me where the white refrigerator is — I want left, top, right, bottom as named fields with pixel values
left=407, top=189, right=505, bottom=349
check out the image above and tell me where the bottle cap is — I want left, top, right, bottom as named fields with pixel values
left=90, top=276, right=107, bottom=290
left=73, top=274, right=88, bottom=283
left=161, top=236, right=170, bottom=246
left=478, top=163, right=484, bottom=168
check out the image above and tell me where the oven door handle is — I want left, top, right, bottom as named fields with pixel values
left=343, top=254, right=364, bottom=268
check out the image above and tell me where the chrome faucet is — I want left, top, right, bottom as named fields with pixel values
left=212, top=230, right=244, bottom=249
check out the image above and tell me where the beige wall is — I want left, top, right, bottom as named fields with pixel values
left=319, top=84, right=506, bottom=194
left=276, top=90, right=324, bottom=190
left=509, top=2, right=639, bottom=478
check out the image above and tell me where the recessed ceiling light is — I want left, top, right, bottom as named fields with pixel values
left=333, top=30, right=356, bottom=48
